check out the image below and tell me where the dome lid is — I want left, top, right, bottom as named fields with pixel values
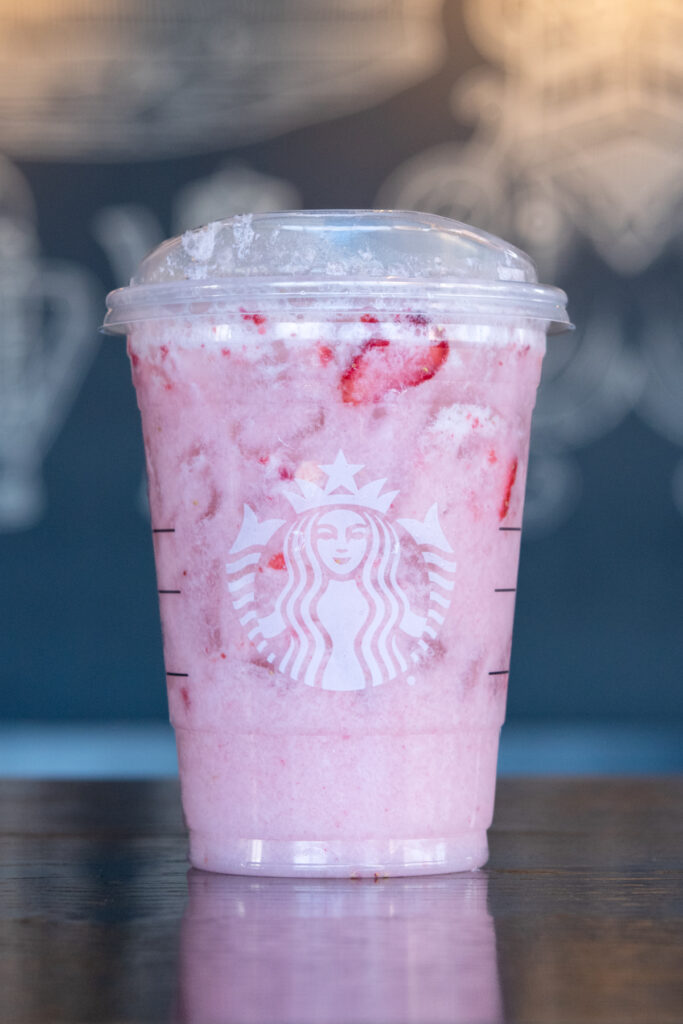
left=103, top=209, right=571, bottom=333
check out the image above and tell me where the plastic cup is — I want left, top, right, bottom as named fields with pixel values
left=104, top=210, right=570, bottom=877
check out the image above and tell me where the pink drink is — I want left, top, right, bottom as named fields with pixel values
left=105, top=211, right=569, bottom=876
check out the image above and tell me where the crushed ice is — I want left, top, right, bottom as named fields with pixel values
left=181, top=220, right=221, bottom=265
left=232, top=214, right=256, bottom=261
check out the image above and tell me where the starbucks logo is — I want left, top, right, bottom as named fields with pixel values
left=225, top=452, right=456, bottom=690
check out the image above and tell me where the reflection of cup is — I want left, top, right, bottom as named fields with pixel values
left=104, top=211, right=570, bottom=876
left=175, top=870, right=502, bottom=1024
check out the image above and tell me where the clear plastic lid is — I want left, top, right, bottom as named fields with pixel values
left=103, top=210, right=571, bottom=333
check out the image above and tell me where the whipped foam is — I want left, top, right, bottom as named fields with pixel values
left=128, top=316, right=546, bottom=361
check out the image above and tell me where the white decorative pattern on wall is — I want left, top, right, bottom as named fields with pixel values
left=0, top=157, right=99, bottom=531
left=0, top=0, right=445, bottom=159
left=378, top=0, right=683, bottom=531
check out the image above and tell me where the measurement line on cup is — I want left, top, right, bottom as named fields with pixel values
left=494, top=588, right=517, bottom=593
left=488, top=670, right=509, bottom=676
left=158, top=589, right=181, bottom=594
left=166, top=672, right=189, bottom=678
left=153, top=528, right=175, bottom=533
left=499, top=526, right=521, bottom=532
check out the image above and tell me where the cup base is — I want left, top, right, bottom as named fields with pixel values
left=188, top=832, right=489, bottom=878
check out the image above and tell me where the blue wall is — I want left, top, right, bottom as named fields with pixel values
left=1, top=1, right=682, bottom=727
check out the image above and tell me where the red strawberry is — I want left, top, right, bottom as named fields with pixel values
left=241, top=311, right=267, bottom=326
left=268, top=552, right=286, bottom=571
left=499, top=458, right=518, bottom=521
left=341, top=339, right=448, bottom=404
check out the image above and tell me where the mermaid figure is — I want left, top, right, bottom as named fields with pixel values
left=258, top=505, right=426, bottom=690
left=225, top=452, right=456, bottom=691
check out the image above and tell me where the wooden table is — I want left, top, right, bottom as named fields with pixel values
left=1, top=778, right=681, bottom=1023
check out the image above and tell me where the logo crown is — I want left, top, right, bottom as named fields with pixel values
left=285, top=450, right=398, bottom=515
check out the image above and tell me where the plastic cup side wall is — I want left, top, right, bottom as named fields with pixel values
left=127, top=311, right=544, bottom=874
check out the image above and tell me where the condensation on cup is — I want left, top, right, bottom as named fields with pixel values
left=103, top=210, right=571, bottom=877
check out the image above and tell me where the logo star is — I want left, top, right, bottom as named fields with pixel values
left=320, top=450, right=364, bottom=495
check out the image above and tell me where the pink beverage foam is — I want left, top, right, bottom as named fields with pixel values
left=129, top=310, right=544, bottom=877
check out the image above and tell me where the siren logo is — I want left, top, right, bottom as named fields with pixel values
left=225, top=452, right=456, bottom=691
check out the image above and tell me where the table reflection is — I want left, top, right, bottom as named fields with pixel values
left=174, top=870, right=502, bottom=1024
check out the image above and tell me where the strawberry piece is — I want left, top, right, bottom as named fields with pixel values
left=499, top=458, right=518, bottom=521
left=241, top=311, right=267, bottom=326
left=318, top=344, right=334, bottom=365
left=268, top=552, right=286, bottom=570
left=341, top=339, right=448, bottom=404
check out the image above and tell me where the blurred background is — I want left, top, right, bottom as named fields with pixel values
left=0, top=0, right=681, bottom=776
